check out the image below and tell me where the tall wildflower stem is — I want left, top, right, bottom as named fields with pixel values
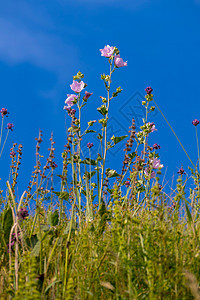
left=0, top=130, right=9, bottom=158
left=99, top=59, right=113, bottom=204
left=0, top=116, right=4, bottom=149
left=195, top=127, right=200, bottom=170
left=152, top=98, right=196, bottom=170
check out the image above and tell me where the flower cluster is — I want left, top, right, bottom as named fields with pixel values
left=0, top=108, right=9, bottom=117
left=145, top=157, right=164, bottom=179
left=17, top=207, right=29, bottom=220
left=192, top=119, right=199, bottom=126
left=87, top=142, right=93, bottom=149
left=145, top=87, right=153, bottom=95
left=6, top=123, right=14, bottom=131
left=100, top=45, right=127, bottom=68
left=153, top=143, right=161, bottom=150
left=177, top=167, right=186, bottom=175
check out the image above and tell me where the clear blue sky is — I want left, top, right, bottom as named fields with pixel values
left=0, top=0, right=200, bottom=196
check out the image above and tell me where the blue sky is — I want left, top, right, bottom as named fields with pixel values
left=0, top=0, right=200, bottom=196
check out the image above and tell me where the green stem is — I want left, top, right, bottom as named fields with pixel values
left=99, top=60, right=113, bottom=204
left=0, top=116, right=4, bottom=149
left=0, top=130, right=9, bottom=158
left=195, top=127, right=200, bottom=170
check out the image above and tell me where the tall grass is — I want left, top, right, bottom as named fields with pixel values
left=0, top=45, right=200, bottom=299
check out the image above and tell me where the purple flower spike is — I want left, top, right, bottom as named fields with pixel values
left=6, top=123, right=14, bottom=131
left=17, top=208, right=29, bottom=220
left=87, top=142, right=93, bottom=149
left=192, top=119, right=199, bottom=126
left=0, top=108, right=9, bottom=117
left=145, top=87, right=153, bottom=95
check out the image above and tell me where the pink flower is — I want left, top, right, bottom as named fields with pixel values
left=144, top=168, right=156, bottom=179
left=114, top=55, right=127, bottom=68
left=100, top=45, right=114, bottom=57
left=70, top=80, right=85, bottom=93
left=147, top=122, right=157, bottom=133
left=83, top=91, right=93, bottom=100
left=151, top=158, right=164, bottom=169
left=64, top=94, right=78, bottom=109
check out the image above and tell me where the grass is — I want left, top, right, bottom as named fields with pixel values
left=0, top=46, right=200, bottom=299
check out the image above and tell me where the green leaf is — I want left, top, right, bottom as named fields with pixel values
left=185, top=202, right=193, bottom=223
left=83, top=171, right=96, bottom=180
left=48, top=210, right=59, bottom=226
left=85, top=130, right=96, bottom=134
left=97, top=105, right=108, bottom=116
left=31, top=241, right=41, bottom=257
left=106, top=169, right=119, bottom=178
left=53, top=192, right=69, bottom=201
left=26, top=234, right=39, bottom=249
left=111, top=135, right=128, bottom=145
left=3, top=208, right=13, bottom=243
left=128, top=152, right=136, bottom=160
left=45, top=280, right=62, bottom=294
left=81, top=158, right=97, bottom=165
left=40, top=224, right=50, bottom=232
left=51, top=210, right=59, bottom=226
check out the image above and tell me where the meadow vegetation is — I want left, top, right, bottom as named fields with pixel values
left=0, top=45, right=200, bottom=299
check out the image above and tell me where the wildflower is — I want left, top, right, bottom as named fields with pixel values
left=100, top=45, right=114, bottom=57
left=70, top=80, right=85, bottom=93
left=6, top=123, right=14, bottom=131
left=147, top=122, right=157, bottom=133
left=0, top=108, right=9, bottom=117
left=83, top=91, right=93, bottom=101
left=151, top=157, right=164, bottom=169
left=144, top=168, right=156, bottom=179
left=153, top=143, right=161, bottom=150
left=114, top=55, right=128, bottom=68
left=145, top=87, right=153, bottom=94
left=10, top=151, right=16, bottom=157
left=64, top=94, right=78, bottom=109
left=177, top=167, right=186, bottom=175
left=192, top=119, right=199, bottom=126
left=17, top=207, right=29, bottom=220
left=125, top=181, right=130, bottom=187
left=87, top=142, right=93, bottom=149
